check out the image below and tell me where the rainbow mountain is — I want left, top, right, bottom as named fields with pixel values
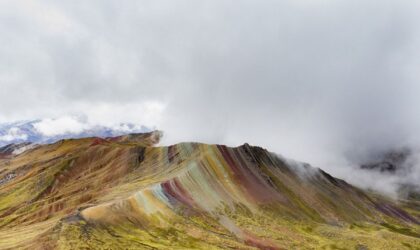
left=0, top=132, right=419, bottom=249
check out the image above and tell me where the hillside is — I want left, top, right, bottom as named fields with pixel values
left=0, top=132, right=419, bottom=249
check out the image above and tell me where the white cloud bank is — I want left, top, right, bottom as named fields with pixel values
left=33, top=116, right=88, bottom=136
left=0, top=127, right=28, bottom=142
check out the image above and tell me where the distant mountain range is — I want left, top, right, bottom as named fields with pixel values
left=359, top=148, right=420, bottom=200
left=0, top=118, right=150, bottom=147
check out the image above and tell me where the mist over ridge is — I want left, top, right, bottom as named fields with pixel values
left=1, top=0, right=420, bottom=196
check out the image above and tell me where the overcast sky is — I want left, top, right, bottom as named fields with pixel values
left=1, top=1, right=420, bottom=191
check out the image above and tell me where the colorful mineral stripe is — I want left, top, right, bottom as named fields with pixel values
left=0, top=132, right=419, bottom=249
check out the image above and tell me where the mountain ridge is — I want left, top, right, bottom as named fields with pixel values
left=0, top=132, right=419, bottom=249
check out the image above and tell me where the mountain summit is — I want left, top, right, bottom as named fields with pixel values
left=0, top=132, right=419, bottom=249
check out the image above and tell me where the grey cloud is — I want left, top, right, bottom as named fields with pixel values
left=1, top=0, right=420, bottom=194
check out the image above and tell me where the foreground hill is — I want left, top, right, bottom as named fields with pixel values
left=0, top=132, right=419, bottom=249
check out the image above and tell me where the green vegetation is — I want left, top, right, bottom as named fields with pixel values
left=0, top=133, right=419, bottom=249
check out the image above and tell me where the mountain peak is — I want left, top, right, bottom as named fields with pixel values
left=1, top=135, right=419, bottom=249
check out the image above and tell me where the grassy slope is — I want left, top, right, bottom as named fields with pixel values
left=0, top=132, right=419, bottom=249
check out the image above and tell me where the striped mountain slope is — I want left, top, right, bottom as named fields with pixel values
left=0, top=132, right=419, bottom=249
